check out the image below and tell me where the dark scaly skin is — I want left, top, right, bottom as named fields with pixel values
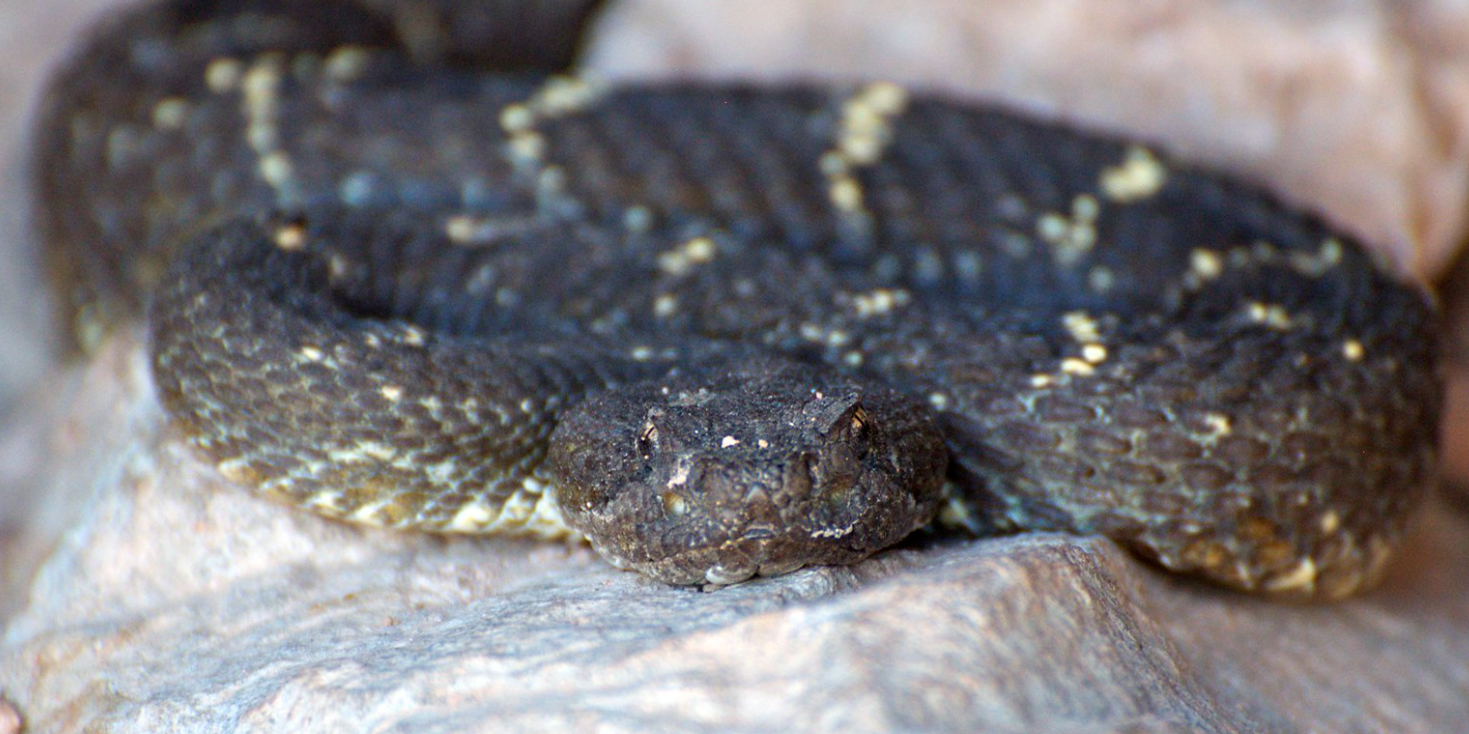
left=36, top=0, right=1440, bottom=596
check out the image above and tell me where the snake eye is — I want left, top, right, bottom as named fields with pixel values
left=829, top=403, right=872, bottom=457
left=636, top=420, right=659, bottom=459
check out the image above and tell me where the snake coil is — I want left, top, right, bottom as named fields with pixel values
left=37, top=0, right=1440, bottom=597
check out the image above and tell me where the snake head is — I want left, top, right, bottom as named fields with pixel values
left=547, top=359, right=948, bottom=585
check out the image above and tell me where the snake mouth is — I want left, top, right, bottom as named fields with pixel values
left=570, top=451, right=928, bottom=586
left=585, top=458, right=936, bottom=586
left=604, top=534, right=876, bottom=586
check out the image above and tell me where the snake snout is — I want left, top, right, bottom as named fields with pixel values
left=549, top=364, right=949, bottom=585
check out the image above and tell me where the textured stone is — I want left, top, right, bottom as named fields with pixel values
left=5, top=1, right=1469, bottom=733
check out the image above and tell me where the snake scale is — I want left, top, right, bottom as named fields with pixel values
left=37, top=0, right=1441, bottom=598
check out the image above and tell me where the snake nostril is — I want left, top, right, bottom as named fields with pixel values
left=799, top=449, right=814, bottom=478
left=780, top=451, right=817, bottom=499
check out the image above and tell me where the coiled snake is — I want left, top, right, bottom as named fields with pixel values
left=37, top=0, right=1440, bottom=597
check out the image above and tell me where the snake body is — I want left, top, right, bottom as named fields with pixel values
left=38, top=0, right=1440, bottom=597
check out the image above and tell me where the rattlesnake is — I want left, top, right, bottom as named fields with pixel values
left=37, top=0, right=1440, bottom=597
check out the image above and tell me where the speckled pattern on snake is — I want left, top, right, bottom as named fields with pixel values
left=37, top=0, right=1441, bottom=598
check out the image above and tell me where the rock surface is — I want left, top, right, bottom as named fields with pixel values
left=4, top=1, right=1469, bottom=733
